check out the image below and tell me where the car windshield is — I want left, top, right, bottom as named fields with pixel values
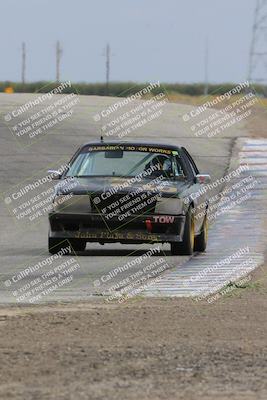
left=66, top=149, right=184, bottom=178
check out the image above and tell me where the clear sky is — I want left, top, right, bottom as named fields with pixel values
left=0, top=0, right=255, bottom=83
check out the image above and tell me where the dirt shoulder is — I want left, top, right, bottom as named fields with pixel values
left=0, top=264, right=266, bottom=400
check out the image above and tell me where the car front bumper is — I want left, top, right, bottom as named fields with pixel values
left=49, top=212, right=186, bottom=244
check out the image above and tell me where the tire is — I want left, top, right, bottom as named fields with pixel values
left=194, top=214, right=208, bottom=252
left=170, top=207, right=195, bottom=255
left=48, top=237, right=71, bottom=255
left=70, top=239, right=86, bottom=252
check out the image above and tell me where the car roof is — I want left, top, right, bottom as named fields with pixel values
left=81, top=140, right=182, bottom=151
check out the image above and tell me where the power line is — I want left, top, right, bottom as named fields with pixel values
left=56, top=41, right=63, bottom=82
left=22, top=42, right=26, bottom=85
left=105, top=43, right=110, bottom=96
left=204, top=38, right=209, bottom=96
left=248, top=0, right=267, bottom=85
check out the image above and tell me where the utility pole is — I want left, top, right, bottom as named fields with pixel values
left=248, top=0, right=267, bottom=86
left=204, top=38, right=209, bottom=96
left=105, top=43, right=110, bottom=96
left=56, top=41, right=63, bottom=82
left=22, top=42, right=26, bottom=85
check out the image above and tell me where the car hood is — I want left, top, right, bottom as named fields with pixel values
left=55, top=176, right=188, bottom=198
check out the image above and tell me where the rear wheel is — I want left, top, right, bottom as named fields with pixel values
left=48, top=236, right=86, bottom=254
left=194, top=214, right=208, bottom=252
left=170, top=207, right=195, bottom=255
left=48, top=237, right=71, bottom=255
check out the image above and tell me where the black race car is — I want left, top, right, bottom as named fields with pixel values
left=48, top=141, right=211, bottom=255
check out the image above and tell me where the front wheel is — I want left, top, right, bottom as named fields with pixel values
left=48, top=237, right=86, bottom=254
left=70, top=239, right=86, bottom=252
left=48, top=237, right=71, bottom=255
left=170, top=207, right=195, bottom=256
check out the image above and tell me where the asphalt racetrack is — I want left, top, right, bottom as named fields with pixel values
left=0, top=93, right=257, bottom=304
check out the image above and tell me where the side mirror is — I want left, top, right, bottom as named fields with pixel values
left=194, top=174, right=211, bottom=184
left=47, top=170, right=62, bottom=180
